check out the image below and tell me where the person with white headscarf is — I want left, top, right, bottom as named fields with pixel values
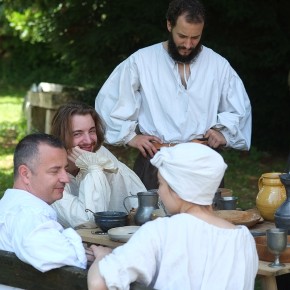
left=87, top=143, right=258, bottom=290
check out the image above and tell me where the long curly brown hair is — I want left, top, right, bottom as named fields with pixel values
left=51, top=102, right=105, bottom=151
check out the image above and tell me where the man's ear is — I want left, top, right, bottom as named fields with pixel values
left=18, top=164, right=31, bottom=184
left=167, top=20, right=172, bottom=32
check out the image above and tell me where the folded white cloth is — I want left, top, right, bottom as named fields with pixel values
left=75, top=150, right=118, bottom=175
left=51, top=146, right=145, bottom=228
left=150, top=143, right=227, bottom=205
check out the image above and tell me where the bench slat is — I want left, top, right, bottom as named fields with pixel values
left=0, top=250, right=153, bottom=290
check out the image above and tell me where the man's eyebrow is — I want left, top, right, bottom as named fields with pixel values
left=177, top=32, right=201, bottom=38
left=48, top=165, right=62, bottom=171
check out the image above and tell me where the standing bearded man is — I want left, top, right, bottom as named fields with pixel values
left=95, top=0, right=251, bottom=189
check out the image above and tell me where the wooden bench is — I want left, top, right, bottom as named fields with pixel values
left=0, top=250, right=152, bottom=290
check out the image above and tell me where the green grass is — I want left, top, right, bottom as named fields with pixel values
left=0, top=87, right=26, bottom=196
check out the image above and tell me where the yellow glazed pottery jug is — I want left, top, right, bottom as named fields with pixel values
left=256, top=172, right=286, bottom=221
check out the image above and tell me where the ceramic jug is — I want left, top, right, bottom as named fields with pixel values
left=256, top=172, right=286, bottom=221
left=275, top=173, right=290, bottom=232
left=123, top=190, right=159, bottom=225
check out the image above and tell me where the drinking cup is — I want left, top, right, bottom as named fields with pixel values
left=219, top=196, right=238, bottom=210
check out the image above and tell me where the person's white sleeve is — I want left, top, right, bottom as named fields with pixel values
left=95, top=57, right=141, bottom=145
left=52, top=150, right=117, bottom=228
left=11, top=212, right=87, bottom=272
left=100, top=146, right=146, bottom=211
left=216, top=66, right=252, bottom=150
left=99, top=222, right=158, bottom=289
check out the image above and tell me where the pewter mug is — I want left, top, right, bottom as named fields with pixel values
left=219, top=196, right=238, bottom=210
left=123, top=190, right=159, bottom=225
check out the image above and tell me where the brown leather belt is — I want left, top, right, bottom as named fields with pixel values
left=152, top=138, right=208, bottom=150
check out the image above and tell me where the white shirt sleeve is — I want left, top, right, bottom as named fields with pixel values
left=52, top=146, right=145, bottom=228
left=96, top=58, right=141, bottom=145
left=99, top=222, right=158, bottom=289
left=99, top=147, right=146, bottom=211
left=217, top=70, right=252, bottom=150
left=10, top=211, right=87, bottom=272
left=52, top=149, right=115, bottom=228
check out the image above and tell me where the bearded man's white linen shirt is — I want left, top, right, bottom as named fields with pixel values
left=52, top=146, right=145, bottom=228
left=0, top=189, right=87, bottom=273
left=96, top=43, right=252, bottom=150
left=99, top=214, right=258, bottom=290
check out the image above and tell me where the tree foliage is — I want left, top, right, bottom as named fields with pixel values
left=0, top=0, right=168, bottom=85
left=0, top=0, right=289, bottom=152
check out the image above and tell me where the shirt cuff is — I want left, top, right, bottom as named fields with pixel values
left=124, top=132, right=137, bottom=145
left=219, top=128, right=230, bottom=147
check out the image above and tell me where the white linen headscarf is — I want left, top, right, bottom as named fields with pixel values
left=150, top=143, right=227, bottom=205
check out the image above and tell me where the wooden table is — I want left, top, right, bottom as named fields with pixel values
left=250, top=220, right=275, bottom=235
left=258, top=261, right=290, bottom=290
left=250, top=220, right=290, bottom=290
left=76, top=221, right=288, bottom=290
left=76, top=226, right=123, bottom=248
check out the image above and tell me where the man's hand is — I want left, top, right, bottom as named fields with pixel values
left=90, top=244, right=112, bottom=262
left=204, top=129, right=226, bottom=148
left=128, top=135, right=162, bottom=158
left=87, top=245, right=109, bottom=290
left=68, top=146, right=86, bottom=163
left=84, top=244, right=96, bottom=266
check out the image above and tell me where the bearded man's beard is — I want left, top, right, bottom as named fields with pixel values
left=167, top=32, right=202, bottom=63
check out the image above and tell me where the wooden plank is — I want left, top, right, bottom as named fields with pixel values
left=0, top=250, right=87, bottom=290
left=0, top=250, right=154, bottom=290
left=250, top=221, right=275, bottom=235
left=77, top=228, right=124, bottom=248
left=258, top=261, right=290, bottom=277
